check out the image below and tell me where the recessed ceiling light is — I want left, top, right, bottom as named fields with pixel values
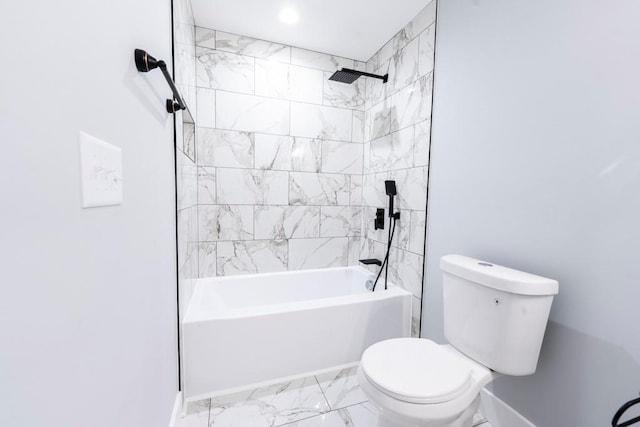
left=279, top=7, right=299, bottom=25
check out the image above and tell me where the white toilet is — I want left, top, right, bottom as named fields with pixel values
left=358, top=254, right=559, bottom=427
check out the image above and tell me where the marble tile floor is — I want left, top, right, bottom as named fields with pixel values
left=177, top=366, right=493, bottom=427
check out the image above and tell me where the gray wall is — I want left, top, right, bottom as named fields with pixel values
left=0, top=0, right=178, bottom=426
left=425, top=0, right=640, bottom=424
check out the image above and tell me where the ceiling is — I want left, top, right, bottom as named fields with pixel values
left=191, top=0, right=433, bottom=61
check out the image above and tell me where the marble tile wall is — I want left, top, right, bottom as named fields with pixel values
left=173, top=0, right=198, bottom=320
left=180, top=1, right=437, bottom=338
left=192, top=26, right=366, bottom=278
left=359, top=0, right=437, bottom=337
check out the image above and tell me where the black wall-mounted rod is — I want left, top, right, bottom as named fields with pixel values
left=134, top=48, right=186, bottom=113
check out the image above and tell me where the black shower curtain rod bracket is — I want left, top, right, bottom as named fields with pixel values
left=134, top=48, right=187, bottom=113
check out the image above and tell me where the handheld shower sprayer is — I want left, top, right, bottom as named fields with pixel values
left=385, top=180, right=397, bottom=219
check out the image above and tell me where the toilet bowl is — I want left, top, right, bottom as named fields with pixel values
left=358, top=338, right=497, bottom=427
left=358, top=255, right=559, bottom=427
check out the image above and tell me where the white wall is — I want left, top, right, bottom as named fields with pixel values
left=0, top=1, right=178, bottom=426
left=426, top=0, right=640, bottom=424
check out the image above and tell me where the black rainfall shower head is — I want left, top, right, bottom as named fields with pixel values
left=329, top=69, right=362, bottom=84
left=328, top=68, right=389, bottom=84
left=135, top=48, right=162, bottom=72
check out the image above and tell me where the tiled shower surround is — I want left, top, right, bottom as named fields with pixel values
left=176, top=1, right=436, bottom=336
left=173, top=0, right=199, bottom=320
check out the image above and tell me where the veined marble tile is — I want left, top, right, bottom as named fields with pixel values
left=291, top=102, right=353, bottom=142
left=290, top=173, right=350, bottom=206
left=390, top=73, right=433, bottom=132
left=292, top=138, right=322, bottom=172
left=197, top=128, right=254, bottom=168
left=175, top=42, right=196, bottom=87
left=254, top=59, right=291, bottom=100
left=255, top=134, right=292, bottom=170
left=366, top=100, right=394, bottom=142
left=391, top=27, right=413, bottom=57
left=217, top=240, right=288, bottom=276
left=174, top=399, right=210, bottom=427
left=196, top=87, right=215, bottom=128
left=289, top=65, right=325, bottom=104
left=177, top=150, right=197, bottom=210
left=411, top=295, right=422, bottom=338
left=349, top=174, right=363, bottom=206
left=418, top=24, right=436, bottom=77
left=321, top=140, right=363, bottom=174
left=409, top=210, right=426, bottom=255
left=255, top=135, right=321, bottom=172
left=255, top=59, right=324, bottom=104
left=195, top=26, right=216, bottom=49
left=369, top=38, right=394, bottom=72
left=408, top=0, right=437, bottom=41
left=389, top=37, right=420, bottom=94
left=218, top=168, right=289, bottom=205
left=323, top=71, right=365, bottom=109
left=320, top=206, right=362, bottom=238
left=255, top=206, right=320, bottom=239
left=183, top=122, right=196, bottom=161
left=217, top=91, right=290, bottom=135
left=391, top=210, right=410, bottom=251
left=369, top=126, right=414, bottom=173
left=216, top=31, right=291, bottom=63
left=198, top=205, right=253, bottom=241
left=361, top=172, right=388, bottom=208
left=181, top=85, right=197, bottom=118
left=289, top=237, right=349, bottom=270
left=352, top=110, right=365, bottom=143
left=316, top=367, right=368, bottom=410
left=388, top=249, right=423, bottom=299
left=473, top=413, right=489, bottom=426
left=209, top=376, right=327, bottom=427
left=348, top=237, right=362, bottom=266
left=196, top=47, right=255, bottom=94
left=291, top=48, right=354, bottom=72
left=354, top=60, right=367, bottom=72
left=179, top=241, right=199, bottom=281
left=364, top=67, right=388, bottom=112
left=197, top=166, right=216, bottom=205
left=178, top=206, right=198, bottom=243
left=413, top=119, right=431, bottom=167
left=198, top=241, right=216, bottom=278
left=282, top=401, right=379, bottom=426
left=392, top=166, right=428, bottom=211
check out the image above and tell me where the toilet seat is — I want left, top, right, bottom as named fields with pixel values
left=360, top=338, right=473, bottom=404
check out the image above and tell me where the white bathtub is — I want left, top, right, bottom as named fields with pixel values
left=182, top=266, right=412, bottom=402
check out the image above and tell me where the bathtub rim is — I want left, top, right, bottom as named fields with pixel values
left=183, top=266, right=410, bottom=322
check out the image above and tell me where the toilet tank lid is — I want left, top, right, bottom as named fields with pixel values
left=440, top=255, right=559, bottom=296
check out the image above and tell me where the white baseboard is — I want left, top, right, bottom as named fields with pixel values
left=479, top=388, right=535, bottom=427
left=168, top=391, right=182, bottom=427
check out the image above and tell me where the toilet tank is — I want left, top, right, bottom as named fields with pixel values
left=440, top=255, right=558, bottom=376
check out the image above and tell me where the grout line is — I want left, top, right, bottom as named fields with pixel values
left=313, top=375, right=333, bottom=411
